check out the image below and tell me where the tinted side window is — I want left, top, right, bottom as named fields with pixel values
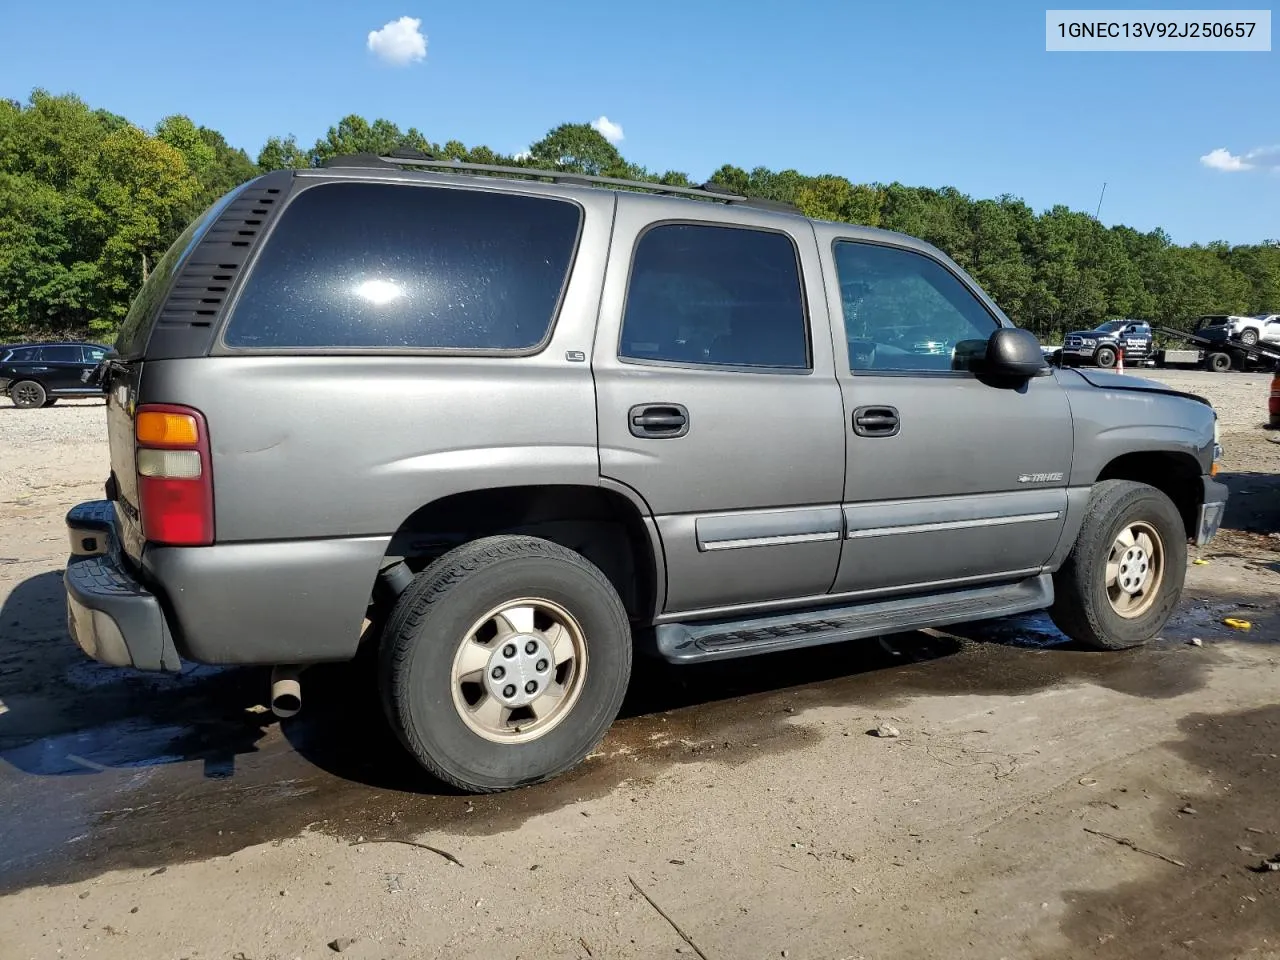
left=86, top=347, right=107, bottom=362
left=620, top=224, right=808, bottom=369
left=224, top=183, right=582, bottom=351
left=40, top=346, right=83, bottom=362
left=6, top=348, right=37, bottom=362
left=833, top=241, right=999, bottom=373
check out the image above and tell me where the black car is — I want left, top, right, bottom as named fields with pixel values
left=1061, top=320, right=1153, bottom=368
left=0, top=341, right=109, bottom=408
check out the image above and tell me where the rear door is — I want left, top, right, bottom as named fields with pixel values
left=34, top=345, right=86, bottom=392
left=819, top=231, right=1072, bottom=597
left=593, top=204, right=845, bottom=617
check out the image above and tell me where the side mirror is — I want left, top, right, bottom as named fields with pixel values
left=982, top=327, right=1050, bottom=380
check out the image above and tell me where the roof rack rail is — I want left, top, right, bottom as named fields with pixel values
left=361, top=154, right=800, bottom=214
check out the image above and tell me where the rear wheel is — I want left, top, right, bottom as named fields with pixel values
left=1050, top=480, right=1186, bottom=650
left=379, top=535, right=632, bottom=792
left=1208, top=352, right=1231, bottom=372
left=1094, top=346, right=1117, bottom=369
left=1240, top=328, right=1259, bottom=346
left=10, top=381, right=45, bottom=409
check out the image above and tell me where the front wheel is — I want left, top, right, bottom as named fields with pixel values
left=1049, top=480, right=1187, bottom=650
left=1094, top=346, right=1117, bottom=369
left=379, top=535, right=632, bottom=792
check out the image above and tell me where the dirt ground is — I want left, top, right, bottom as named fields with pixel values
left=1, top=369, right=1278, bottom=960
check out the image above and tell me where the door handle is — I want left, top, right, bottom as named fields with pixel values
left=852, top=405, right=900, bottom=438
left=629, top=403, right=689, bottom=439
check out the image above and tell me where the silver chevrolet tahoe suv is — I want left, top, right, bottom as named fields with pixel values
left=64, top=156, right=1229, bottom=792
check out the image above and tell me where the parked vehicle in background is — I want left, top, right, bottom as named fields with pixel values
left=1193, top=315, right=1233, bottom=335
left=63, top=158, right=1226, bottom=793
left=0, top=341, right=109, bottom=408
left=1061, top=320, right=1153, bottom=368
left=1218, top=313, right=1280, bottom=347
left=1165, top=316, right=1280, bottom=372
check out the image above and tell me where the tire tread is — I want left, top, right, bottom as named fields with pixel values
left=1050, top=479, right=1185, bottom=650
left=379, top=535, right=631, bottom=793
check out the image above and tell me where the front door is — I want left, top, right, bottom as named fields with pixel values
left=593, top=207, right=845, bottom=617
left=818, top=233, right=1073, bottom=597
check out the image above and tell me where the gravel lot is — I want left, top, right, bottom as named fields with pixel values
left=0, top=370, right=1277, bottom=960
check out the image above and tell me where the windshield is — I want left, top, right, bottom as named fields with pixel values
left=1095, top=321, right=1127, bottom=332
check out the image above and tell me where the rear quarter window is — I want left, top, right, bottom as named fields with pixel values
left=222, top=182, right=582, bottom=351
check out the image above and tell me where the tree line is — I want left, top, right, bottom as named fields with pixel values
left=1, top=90, right=1276, bottom=343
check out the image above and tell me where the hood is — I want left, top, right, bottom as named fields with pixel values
left=1067, top=368, right=1212, bottom=407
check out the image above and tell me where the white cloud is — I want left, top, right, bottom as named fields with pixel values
left=591, top=115, right=624, bottom=144
left=513, top=150, right=532, bottom=161
left=1200, top=144, right=1280, bottom=173
left=367, top=16, right=427, bottom=66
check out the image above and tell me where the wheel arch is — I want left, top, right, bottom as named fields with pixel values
left=1096, top=450, right=1203, bottom=540
left=378, top=483, right=663, bottom=623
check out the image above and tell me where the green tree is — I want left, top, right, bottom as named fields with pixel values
left=0, top=91, right=198, bottom=338
left=528, top=122, right=624, bottom=176
left=257, top=135, right=309, bottom=171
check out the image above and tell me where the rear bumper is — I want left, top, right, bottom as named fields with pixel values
left=1195, top=476, right=1229, bottom=547
left=64, top=501, right=181, bottom=672
left=64, top=499, right=390, bottom=670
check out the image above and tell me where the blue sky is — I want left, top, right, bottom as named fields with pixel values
left=1, top=0, right=1275, bottom=244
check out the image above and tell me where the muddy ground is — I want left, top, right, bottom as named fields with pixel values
left=1, top=369, right=1277, bottom=960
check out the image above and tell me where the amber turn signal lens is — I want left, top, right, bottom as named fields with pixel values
left=136, top=411, right=199, bottom=446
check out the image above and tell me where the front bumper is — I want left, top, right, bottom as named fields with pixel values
left=64, top=500, right=181, bottom=672
left=1195, top=476, right=1229, bottom=547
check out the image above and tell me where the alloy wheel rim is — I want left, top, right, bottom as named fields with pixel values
left=450, top=598, right=588, bottom=744
left=14, top=383, right=40, bottom=405
left=1105, top=520, right=1164, bottom=619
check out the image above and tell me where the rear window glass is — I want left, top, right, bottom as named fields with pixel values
left=223, top=182, right=582, bottom=351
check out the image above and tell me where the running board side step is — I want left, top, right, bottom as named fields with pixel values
left=654, top=575, right=1054, bottom=663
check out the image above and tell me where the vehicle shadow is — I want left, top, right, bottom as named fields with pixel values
left=1217, top=467, right=1280, bottom=534
left=0, top=569, right=272, bottom=780
left=0, top=560, right=1225, bottom=799
left=281, top=626, right=974, bottom=795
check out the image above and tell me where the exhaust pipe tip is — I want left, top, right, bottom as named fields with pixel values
left=270, top=666, right=302, bottom=719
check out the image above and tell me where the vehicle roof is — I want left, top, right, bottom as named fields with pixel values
left=291, top=165, right=944, bottom=257
left=3, top=340, right=103, bottom=349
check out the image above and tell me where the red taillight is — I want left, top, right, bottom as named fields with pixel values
left=135, top=403, right=213, bottom=546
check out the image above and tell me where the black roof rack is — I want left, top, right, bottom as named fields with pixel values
left=340, top=154, right=800, bottom=214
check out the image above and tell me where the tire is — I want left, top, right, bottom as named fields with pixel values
left=41, top=397, right=59, bottom=407
left=1208, top=352, right=1231, bottom=373
left=1049, top=480, right=1187, bottom=650
left=1094, top=346, right=1117, bottom=369
left=10, top=381, right=46, bottom=409
left=1240, top=329, right=1259, bottom=346
left=379, top=535, right=632, bottom=793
